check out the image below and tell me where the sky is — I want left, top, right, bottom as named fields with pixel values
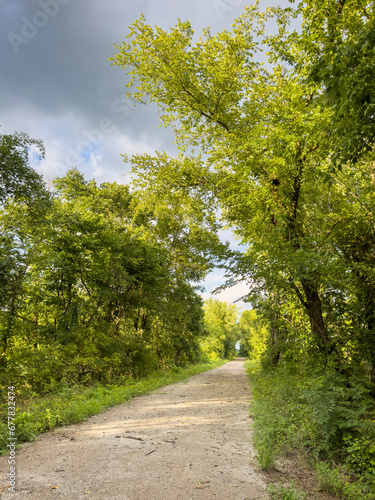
left=1, top=0, right=289, bottom=311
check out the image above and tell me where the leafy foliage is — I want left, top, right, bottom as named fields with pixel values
left=110, top=0, right=375, bottom=396
left=247, top=360, right=375, bottom=496
left=238, top=309, right=268, bottom=359
left=2, top=3, right=375, bottom=496
left=0, top=131, right=49, bottom=207
left=0, top=163, right=226, bottom=402
left=201, top=299, right=240, bottom=360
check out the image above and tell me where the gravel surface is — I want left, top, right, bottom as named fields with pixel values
left=0, top=359, right=268, bottom=500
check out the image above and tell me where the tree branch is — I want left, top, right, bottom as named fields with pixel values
left=288, top=278, right=307, bottom=309
left=179, top=82, right=231, bottom=132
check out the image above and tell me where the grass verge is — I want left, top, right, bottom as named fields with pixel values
left=246, top=359, right=375, bottom=500
left=1, top=359, right=227, bottom=454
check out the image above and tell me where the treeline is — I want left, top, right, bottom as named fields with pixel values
left=0, top=133, right=236, bottom=396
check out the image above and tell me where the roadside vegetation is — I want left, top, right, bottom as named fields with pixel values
left=0, top=136, right=239, bottom=451
left=247, top=357, right=375, bottom=499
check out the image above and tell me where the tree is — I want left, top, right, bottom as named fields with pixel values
left=128, top=152, right=228, bottom=283
left=0, top=132, right=51, bottom=364
left=111, top=7, right=338, bottom=356
left=238, top=310, right=268, bottom=359
left=1, top=167, right=211, bottom=388
left=0, top=131, right=49, bottom=208
left=110, top=2, right=375, bottom=396
left=272, top=0, right=375, bottom=384
left=275, top=0, right=375, bottom=164
left=202, top=299, right=240, bottom=359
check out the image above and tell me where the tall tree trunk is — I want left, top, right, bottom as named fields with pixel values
left=286, top=142, right=332, bottom=354
left=301, top=279, right=330, bottom=350
left=362, top=284, right=375, bottom=398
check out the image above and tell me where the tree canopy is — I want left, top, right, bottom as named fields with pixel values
left=111, top=0, right=375, bottom=394
left=0, top=131, right=49, bottom=208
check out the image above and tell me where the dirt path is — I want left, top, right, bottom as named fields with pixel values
left=0, top=359, right=268, bottom=500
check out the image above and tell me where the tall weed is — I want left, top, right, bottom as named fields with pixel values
left=246, top=360, right=375, bottom=496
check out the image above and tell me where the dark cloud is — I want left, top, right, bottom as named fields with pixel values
left=0, top=0, right=290, bottom=189
left=3, top=2, right=136, bottom=121
left=1, top=0, right=257, bottom=155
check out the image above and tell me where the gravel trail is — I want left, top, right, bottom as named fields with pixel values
left=0, top=358, right=268, bottom=500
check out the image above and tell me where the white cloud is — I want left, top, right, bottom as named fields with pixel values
left=200, top=268, right=251, bottom=311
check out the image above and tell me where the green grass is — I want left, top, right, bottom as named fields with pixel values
left=267, top=481, right=307, bottom=500
left=245, top=359, right=375, bottom=499
left=0, top=359, right=227, bottom=454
